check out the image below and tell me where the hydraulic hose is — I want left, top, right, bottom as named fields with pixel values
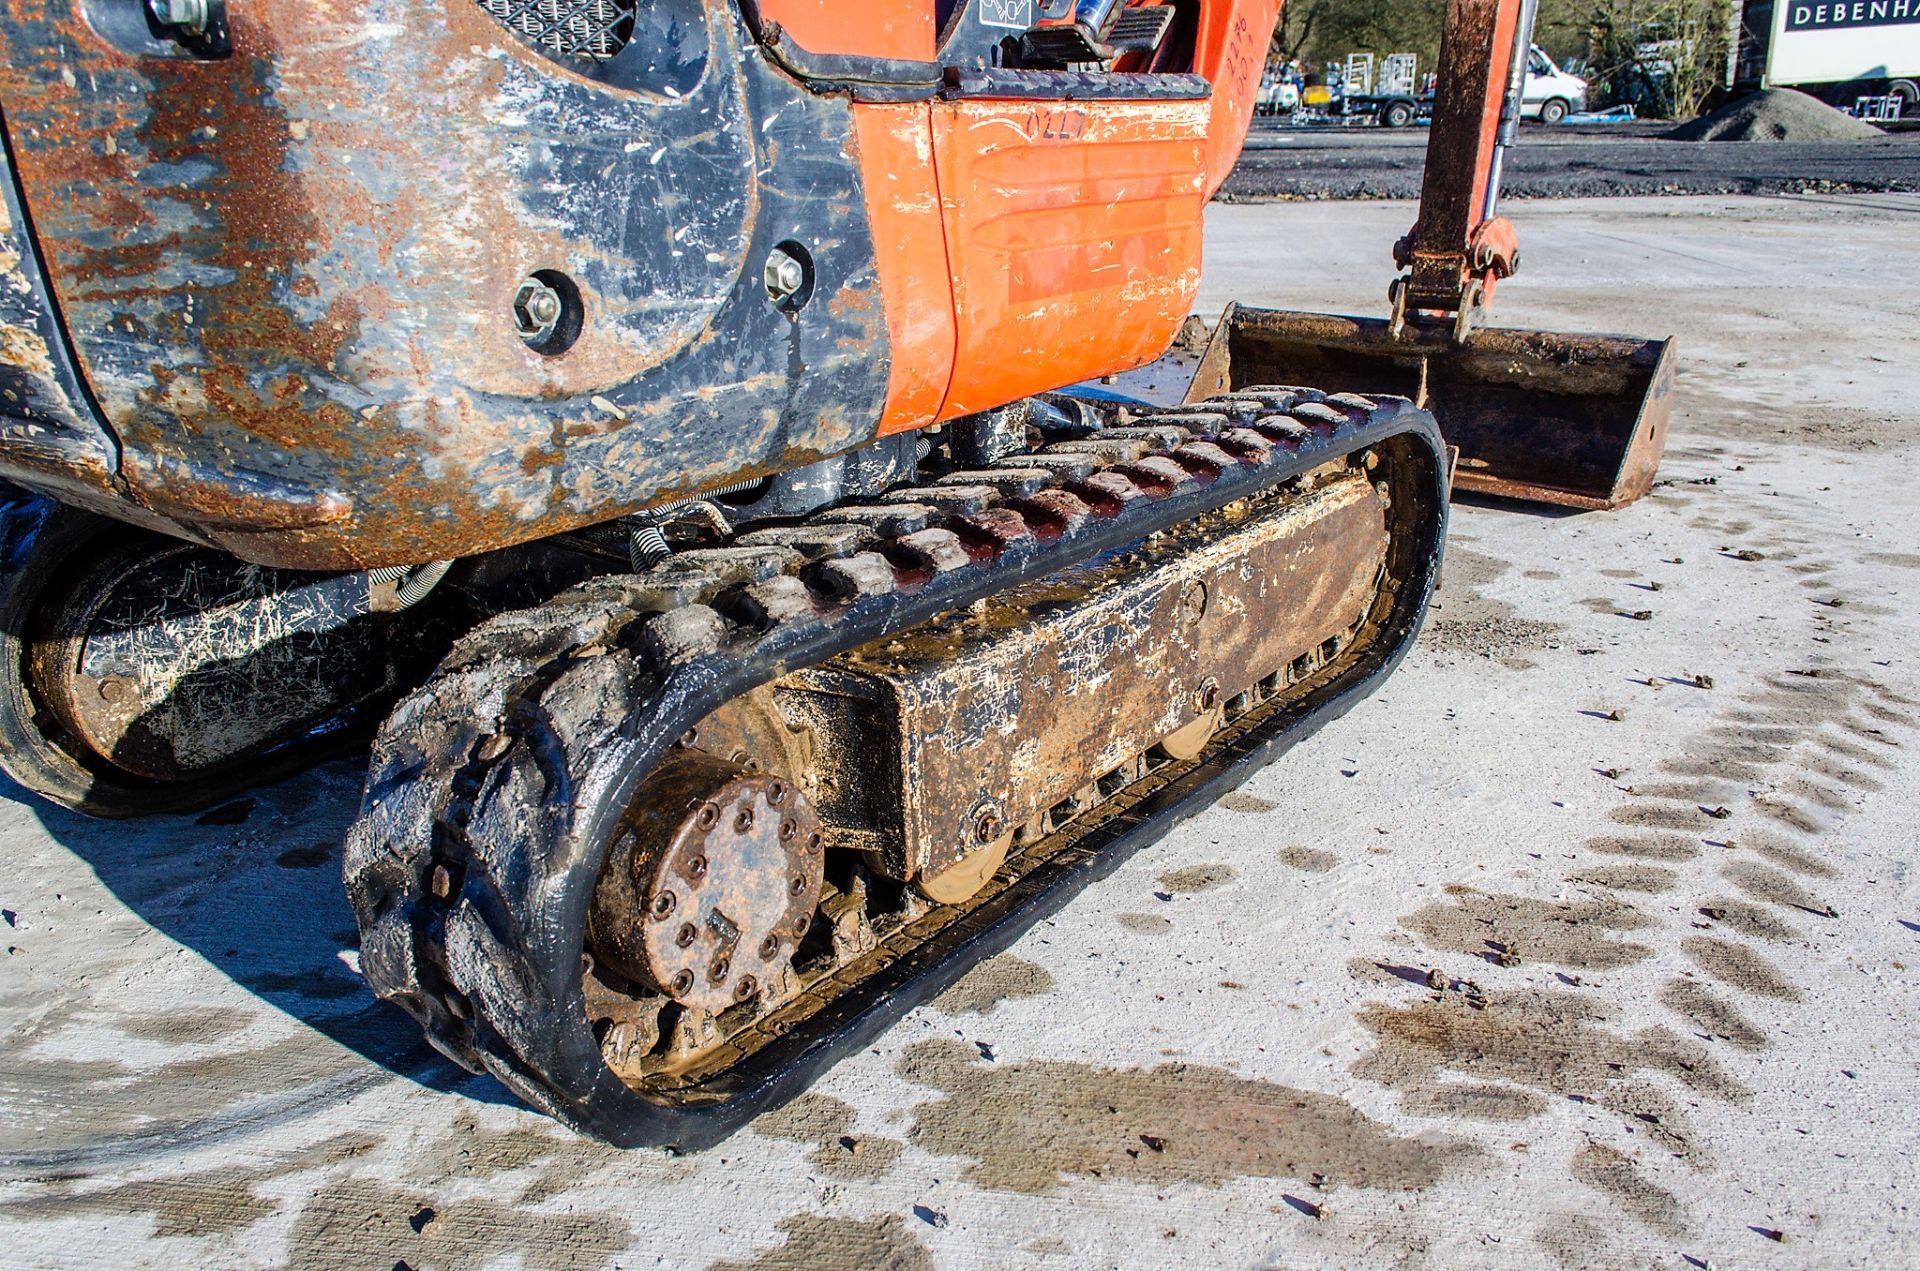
left=627, top=480, right=764, bottom=572
left=369, top=559, right=454, bottom=609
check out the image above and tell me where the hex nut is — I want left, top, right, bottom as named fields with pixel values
left=149, top=0, right=211, bottom=32
left=764, top=248, right=807, bottom=305
left=513, top=279, right=565, bottom=342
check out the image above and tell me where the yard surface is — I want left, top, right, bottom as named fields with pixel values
left=2, top=193, right=1918, bottom=1269
left=1222, top=120, right=1920, bottom=199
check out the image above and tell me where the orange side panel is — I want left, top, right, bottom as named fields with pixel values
left=931, top=97, right=1212, bottom=422
left=1193, top=0, right=1283, bottom=195
left=852, top=103, right=959, bottom=436
left=755, top=1, right=938, bottom=62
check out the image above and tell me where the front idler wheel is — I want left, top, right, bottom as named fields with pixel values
left=588, top=751, right=824, bottom=1026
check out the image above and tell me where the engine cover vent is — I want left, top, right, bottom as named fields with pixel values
left=477, top=0, right=637, bottom=63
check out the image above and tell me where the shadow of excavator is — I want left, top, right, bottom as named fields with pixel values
left=4, top=752, right=521, bottom=1167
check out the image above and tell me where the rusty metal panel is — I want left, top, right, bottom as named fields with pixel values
left=0, top=1, right=892, bottom=568
left=0, top=124, right=125, bottom=514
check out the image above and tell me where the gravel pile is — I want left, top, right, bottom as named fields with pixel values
left=1666, top=89, right=1884, bottom=142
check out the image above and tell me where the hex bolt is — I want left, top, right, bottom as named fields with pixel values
left=512, top=277, right=565, bottom=345
left=651, top=890, right=677, bottom=919
left=710, top=957, right=731, bottom=983
left=805, top=831, right=823, bottom=855
left=764, top=247, right=807, bottom=306
left=670, top=969, right=695, bottom=996
left=696, top=803, right=720, bottom=830
left=779, top=817, right=798, bottom=843
left=759, top=934, right=781, bottom=960
left=974, top=808, right=1003, bottom=845
left=148, top=0, right=211, bottom=33
left=523, top=289, right=561, bottom=327
left=675, top=922, right=697, bottom=949
left=734, top=808, right=755, bottom=834
left=1197, top=677, right=1221, bottom=712
left=789, top=875, right=807, bottom=897
left=792, top=913, right=811, bottom=938
left=767, top=780, right=787, bottom=806
left=734, top=975, right=758, bottom=1001
left=685, top=854, right=708, bottom=882
left=96, top=678, right=127, bottom=704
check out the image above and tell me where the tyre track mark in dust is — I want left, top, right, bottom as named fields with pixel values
left=1348, top=484, right=1915, bottom=1251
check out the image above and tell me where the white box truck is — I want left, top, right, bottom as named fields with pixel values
left=1762, top=0, right=1920, bottom=114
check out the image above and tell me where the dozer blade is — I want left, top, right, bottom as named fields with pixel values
left=1181, top=304, right=1675, bottom=510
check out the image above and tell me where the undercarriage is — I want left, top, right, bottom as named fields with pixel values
left=341, top=386, right=1445, bottom=1147
left=0, top=367, right=1444, bottom=1145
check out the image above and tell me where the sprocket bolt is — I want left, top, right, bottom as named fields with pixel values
left=974, top=807, right=1004, bottom=844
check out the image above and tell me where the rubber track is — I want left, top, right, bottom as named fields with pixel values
left=342, top=387, right=1448, bottom=1148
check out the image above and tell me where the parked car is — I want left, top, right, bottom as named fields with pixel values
left=1522, top=44, right=1589, bottom=123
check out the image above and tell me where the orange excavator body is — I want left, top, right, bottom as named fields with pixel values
left=0, top=0, right=1275, bottom=570
left=769, top=0, right=1277, bottom=432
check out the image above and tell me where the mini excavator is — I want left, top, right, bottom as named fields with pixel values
left=0, top=0, right=1670, bottom=1146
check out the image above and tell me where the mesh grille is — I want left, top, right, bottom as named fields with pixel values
left=477, top=0, right=637, bottom=63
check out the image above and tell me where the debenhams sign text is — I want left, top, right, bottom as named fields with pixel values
left=1787, top=2, right=1920, bottom=30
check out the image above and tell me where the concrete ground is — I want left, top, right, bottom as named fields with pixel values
left=2, top=193, right=1918, bottom=1270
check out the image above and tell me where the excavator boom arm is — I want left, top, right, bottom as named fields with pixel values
left=1397, top=0, right=1538, bottom=320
